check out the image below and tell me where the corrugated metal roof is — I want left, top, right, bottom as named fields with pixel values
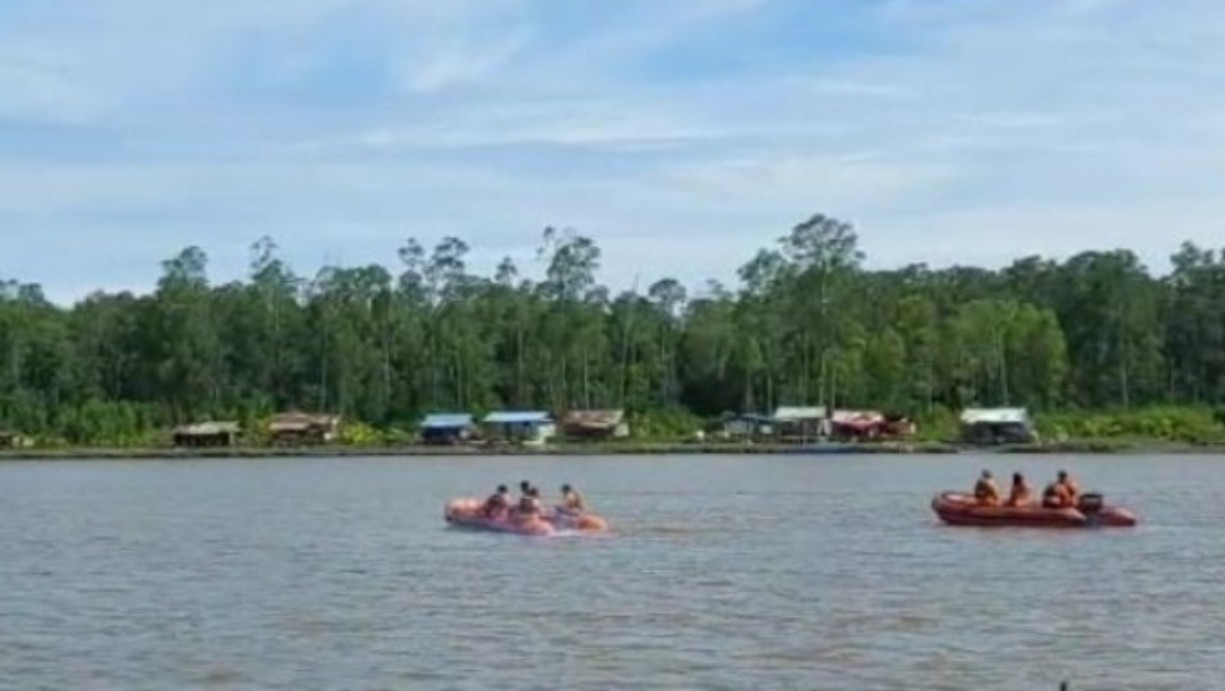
left=561, top=409, right=625, bottom=428
left=268, top=412, right=341, bottom=432
left=421, top=413, right=474, bottom=429
left=773, top=406, right=827, bottom=421
left=484, top=410, right=552, bottom=424
left=830, top=409, right=883, bottom=424
left=726, top=413, right=774, bottom=424
left=175, top=421, right=241, bottom=435
left=960, top=408, right=1030, bottom=424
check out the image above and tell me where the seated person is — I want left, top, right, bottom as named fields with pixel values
left=482, top=485, right=510, bottom=518
left=559, top=483, right=588, bottom=512
left=1057, top=470, right=1080, bottom=501
left=516, top=487, right=543, bottom=518
left=973, top=470, right=1001, bottom=506
left=1042, top=473, right=1075, bottom=509
left=1005, top=472, right=1032, bottom=508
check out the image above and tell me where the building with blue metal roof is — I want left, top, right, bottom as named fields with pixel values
left=419, top=412, right=476, bottom=445
left=482, top=410, right=555, bottom=445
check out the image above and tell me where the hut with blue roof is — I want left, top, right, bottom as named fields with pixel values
left=419, top=412, right=476, bottom=445
left=482, top=410, right=556, bottom=446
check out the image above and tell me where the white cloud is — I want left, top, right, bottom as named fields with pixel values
left=3, top=0, right=1225, bottom=302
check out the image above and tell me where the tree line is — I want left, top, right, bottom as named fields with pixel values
left=2, top=215, right=1224, bottom=445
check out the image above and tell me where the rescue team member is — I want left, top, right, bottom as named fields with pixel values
left=559, top=483, right=588, bottom=512
left=1042, top=470, right=1079, bottom=509
left=1005, top=472, right=1032, bottom=508
left=973, top=470, right=1001, bottom=506
left=481, top=485, right=510, bottom=517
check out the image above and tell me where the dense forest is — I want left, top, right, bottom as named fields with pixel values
left=2, top=214, right=1225, bottom=445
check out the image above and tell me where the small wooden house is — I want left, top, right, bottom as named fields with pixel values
left=561, top=409, right=629, bottom=441
left=268, top=412, right=342, bottom=445
left=828, top=410, right=885, bottom=441
left=482, top=411, right=555, bottom=446
left=173, top=421, right=240, bottom=448
left=773, top=406, right=828, bottom=441
left=721, top=413, right=774, bottom=440
left=419, top=413, right=476, bottom=445
left=960, top=408, right=1035, bottom=445
left=0, top=429, right=23, bottom=449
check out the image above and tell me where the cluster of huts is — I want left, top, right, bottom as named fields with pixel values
left=172, top=412, right=342, bottom=448
left=720, top=407, right=917, bottom=442
left=3, top=405, right=1036, bottom=450
left=720, top=406, right=1037, bottom=445
left=419, top=409, right=630, bottom=446
left=169, top=409, right=629, bottom=448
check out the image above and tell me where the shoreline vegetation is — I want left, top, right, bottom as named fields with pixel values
left=4, top=216, right=1225, bottom=454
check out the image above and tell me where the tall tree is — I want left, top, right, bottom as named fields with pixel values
left=3, top=223, right=1224, bottom=445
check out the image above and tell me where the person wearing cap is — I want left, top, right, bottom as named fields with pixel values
left=973, top=469, right=1001, bottom=506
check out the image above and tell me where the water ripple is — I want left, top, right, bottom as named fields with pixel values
left=0, top=453, right=1220, bottom=689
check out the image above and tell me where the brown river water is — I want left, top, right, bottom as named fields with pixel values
left=0, top=453, right=1220, bottom=690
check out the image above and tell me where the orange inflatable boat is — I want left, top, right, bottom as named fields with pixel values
left=444, top=498, right=609, bottom=536
left=931, top=491, right=1137, bottom=528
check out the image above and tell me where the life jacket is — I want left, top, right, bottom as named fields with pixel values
left=1061, top=478, right=1080, bottom=498
left=518, top=496, right=540, bottom=515
left=974, top=479, right=997, bottom=499
left=483, top=494, right=507, bottom=517
left=1042, top=482, right=1070, bottom=508
left=1007, top=483, right=1031, bottom=506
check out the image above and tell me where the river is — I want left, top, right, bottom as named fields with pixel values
left=0, top=453, right=1219, bottom=690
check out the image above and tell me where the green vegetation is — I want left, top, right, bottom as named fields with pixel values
left=1035, top=407, right=1225, bottom=446
left=2, top=215, right=1225, bottom=449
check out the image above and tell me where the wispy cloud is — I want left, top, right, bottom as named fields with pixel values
left=1, top=0, right=1224, bottom=302
left=396, top=28, right=532, bottom=93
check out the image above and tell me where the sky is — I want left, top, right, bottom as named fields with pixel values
left=2, top=0, right=1224, bottom=302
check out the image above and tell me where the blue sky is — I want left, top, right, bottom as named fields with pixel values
left=2, top=0, right=1223, bottom=302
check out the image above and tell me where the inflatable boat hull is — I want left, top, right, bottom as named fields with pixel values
left=444, top=498, right=609, bottom=535
left=931, top=492, right=1137, bottom=528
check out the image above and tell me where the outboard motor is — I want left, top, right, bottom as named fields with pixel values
left=1077, top=493, right=1104, bottom=515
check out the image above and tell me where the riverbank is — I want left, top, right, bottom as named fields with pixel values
left=2, top=439, right=1225, bottom=460
left=0, top=441, right=951, bottom=460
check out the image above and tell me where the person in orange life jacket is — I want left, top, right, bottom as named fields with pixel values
left=517, top=486, right=543, bottom=517
left=559, top=483, right=588, bottom=512
left=1042, top=470, right=1079, bottom=509
left=973, top=470, right=1001, bottom=506
left=1059, top=470, right=1080, bottom=500
left=1005, top=472, right=1033, bottom=508
left=481, top=485, right=510, bottom=518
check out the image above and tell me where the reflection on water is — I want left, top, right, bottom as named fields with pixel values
left=0, top=453, right=1221, bottom=690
